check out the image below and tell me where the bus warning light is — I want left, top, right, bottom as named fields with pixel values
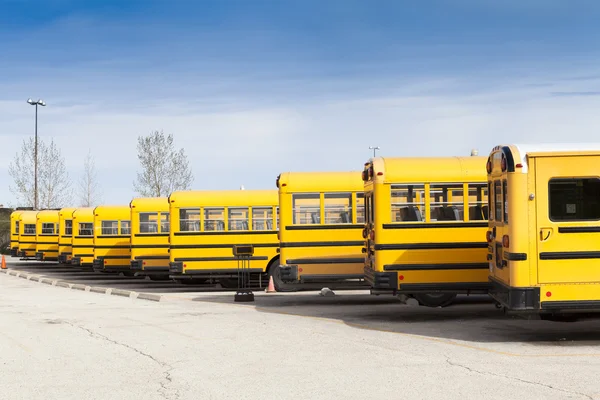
left=546, top=291, right=552, bottom=297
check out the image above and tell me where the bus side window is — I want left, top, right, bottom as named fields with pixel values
left=468, top=183, right=488, bottom=221
left=292, top=194, right=320, bottom=224
left=430, top=184, right=463, bottom=222
left=101, top=220, right=119, bottom=235
left=179, top=208, right=200, bottom=232
left=324, top=193, right=352, bottom=224
left=205, top=208, right=225, bottom=231
left=356, top=193, right=365, bottom=224
left=121, top=220, right=131, bottom=235
left=252, top=207, right=273, bottom=231
left=229, top=208, right=249, bottom=231
left=391, top=184, right=425, bottom=222
left=140, top=212, right=159, bottom=233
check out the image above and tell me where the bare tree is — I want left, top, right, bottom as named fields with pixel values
left=133, top=130, right=194, bottom=197
left=9, top=137, right=72, bottom=209
left=78, top=150, right=102, bottom=207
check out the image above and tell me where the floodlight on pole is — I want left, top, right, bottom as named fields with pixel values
left=27, top=98, right=46, bottom=210
left=369, top=146, right=380, bottom=157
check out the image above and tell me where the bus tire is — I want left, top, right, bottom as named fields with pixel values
left=413, top=293, right=456, bottom=307
left=268, top=259, right=297, bottom=293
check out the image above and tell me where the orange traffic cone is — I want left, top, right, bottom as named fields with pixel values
left=1, top=255, right=7, bottom=269
left=265, top=276, right=276, bottom=293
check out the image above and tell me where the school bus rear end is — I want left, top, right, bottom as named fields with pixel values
left=364, top=156, right=489, bottom=307
left=130, top=197, right=170, bottom=279
left=18, top=211, right=38, bottom=259
left=488, top=144, right=600, bottom=318
left=71, top=208, right=95, bottom=269
left=10, top=210, right=28, bottom=257
left=169, top=190, right=279, bottom=287
left=35, top=210, right=60, bottom=261
left=58, top=208, right=77, bottom=264
left=277, top=171, right=367, bottom=291
left=93, top=205, right=132, bottom=273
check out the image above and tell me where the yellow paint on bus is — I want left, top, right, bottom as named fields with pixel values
left=130, top=197, right=170, bottom=280
left=35, top=209, right=60, bottom=261
left=276, top=171, right=367, bottom=291
left=10, top=209, right=29, bottom=257
left=71, top=208, right=95, bottom=268
left=363, top=156, right=489, bottom=307
left=169, top=190, right=278, bottom=287
left=17, top=211, right=38, bottom=258
left=58, top=207, right=77, bottom=264
left=92, top=205, right=132, bottom=274
left=487, top=144, right=600, bottom=319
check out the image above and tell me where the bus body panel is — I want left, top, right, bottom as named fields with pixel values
left=10, top=210, right=26, bottom=256
left=169, top=190, right=278, bottom=282
left=277, top=171, right=366, bottom=288
left=71, top=208, right=95, bottom=267
left=93, top=205, right=131, bottom=273
left=130, top=197, right=170, bottom=275
left=35, top=210, right=60, bottom=261
left=58, top=208, right=77, bottom=264
left=17, top=211, right=39, bottom=258
left=488, top=144, right=600, bottom=315
left=364, top=156, right=489, bottom=296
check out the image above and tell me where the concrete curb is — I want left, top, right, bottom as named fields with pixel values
left=3, top=269, right=165, bottom=303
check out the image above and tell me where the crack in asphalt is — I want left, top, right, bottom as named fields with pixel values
left=64, top=321, right=180, bottom=400
left=445, top=356, right=593, bottom=400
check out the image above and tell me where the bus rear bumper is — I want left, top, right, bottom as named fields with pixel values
left=10, top=247, right=18, bottom=257
left=279, top=264, right=298, bottom=283
left=35, top=252, right=44, bottom=261
left=364, top=266, right=397, bottom=290
left=489, top=277, right=540, bottom=311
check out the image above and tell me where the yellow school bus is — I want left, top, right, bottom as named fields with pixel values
left=10, top=208, right=33, bottom=257
left=58, top=207, right=77, bottom=264
left=276, top=171, right=367, bottom=291
left=71, top=208, right=95, bottom=269
left=169, top=190, right=279, bottom=287
left=363, top=156, right=489, bottom=307
left=17, top=210, right=38, bottom=258
left=130, top=197, right=170, bottom=280
left=487, top=144, right=600, bottom=319
left=35, top=209, right=60, bottom=261
left=92, top=205, right=132, bottom=274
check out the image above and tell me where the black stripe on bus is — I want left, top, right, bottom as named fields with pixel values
left=541, top=300, right=600, bottom=311
left=133, top=233, right=169, bottom=237
left=61, top=235, right=72, bottom=238
left=382, top=222, right=488, bottom=229
left=384, top=263, right=489, bottom=271
left=60, top=252, right=72, bottom=255
left=504, top=252, right=527, bottom=261
left=398, top=282, right=491, bottom=292
left=173, top=256, right=269, bottom=262
left=539, top=251, right=600, bottom=260
left=134, top=256, right=170, bottom=260
left=285, top=224, right=363, bottom=230
left=374, top=242, right=487, bottom=251
left=59, top=242, right=72, bottom=246
left=73, top=236, right=94, bottom=239
left=170, top=243, right=279, bottom=249
left=98, top=255, right=131, bottom=260
left=558, top=227, right=600, bottom=233
left=130, top=244, right=170, bottom=249
left=96, top=235, right=131, bottom=239
left=173, top=231, right=276, bottom=236
left=94, top=245, right=130, bottom=249
left=286, top=257, right=365, bottom=265
left=279, top=241, right=364, bottom=248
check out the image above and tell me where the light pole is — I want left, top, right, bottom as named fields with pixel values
left=369, top=146, right=380, bottom=158
left=27, top=98, right=46, bottom=210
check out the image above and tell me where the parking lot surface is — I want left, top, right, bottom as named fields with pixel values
left=2, top=258, right=600, bottom=399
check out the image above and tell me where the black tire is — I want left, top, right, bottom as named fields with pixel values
left=268, top=262, right=297, bottom=292
left=149, top=275, right=172, bottom=282
left=413, top=293, right=457, bottom=307
left=180, top=278, right=208, bottom=285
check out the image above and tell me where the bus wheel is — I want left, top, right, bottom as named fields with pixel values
left=413, top=293, right=456, bottom=307
left=218, top=278, right=238, bottom=288
left=149, top=275, right=171, bottom=282
left=180, top=278, right=208, bottom=285
left=268, top=264, right=297, bottom=292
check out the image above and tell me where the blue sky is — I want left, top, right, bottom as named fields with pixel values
left=2, top=0, right=600, bottom=206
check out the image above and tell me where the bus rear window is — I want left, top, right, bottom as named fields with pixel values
left=65, top=220, right=73, bottom=235
left=549, top=178, right=600, bottom=221
left=356, top=193, right=365, bottom=224
left=494, top=180, right=502, bottom=221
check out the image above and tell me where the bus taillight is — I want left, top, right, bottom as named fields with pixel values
left=370, top=231, right=375, bottom=241
left=486, top=231, right=493, bottom=243
left=502, top=235, right=509, bottom=248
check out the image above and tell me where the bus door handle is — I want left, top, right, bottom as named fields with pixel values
left=539, top=228, right=552, bottom=242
